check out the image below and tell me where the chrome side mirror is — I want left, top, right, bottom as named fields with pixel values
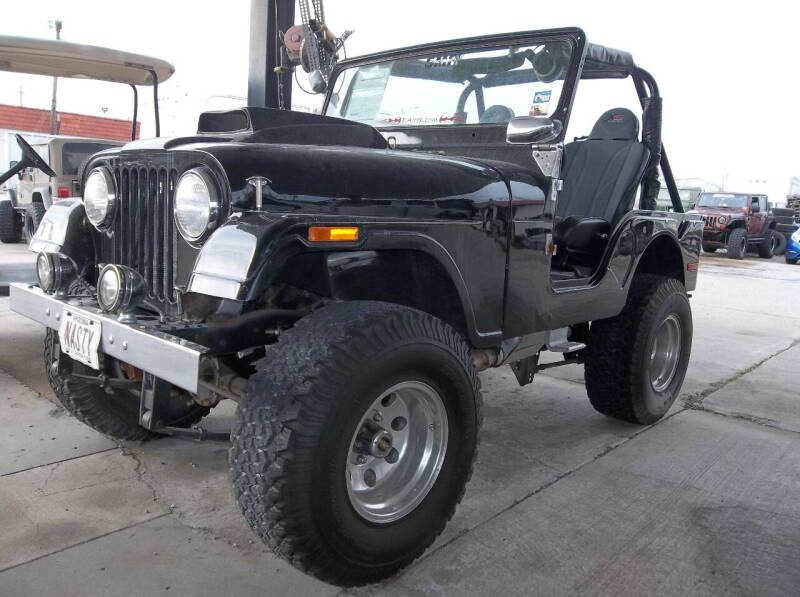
left=506, top=117, right=562, bottom=145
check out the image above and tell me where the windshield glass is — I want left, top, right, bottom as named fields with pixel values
left=326, top=41, right=573, bottom=127
left=61, top=142, right=117, bottom=176
left=697, top=193, right=748, bottom=208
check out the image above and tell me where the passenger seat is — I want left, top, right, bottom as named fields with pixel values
left=554, top=108, right=649, bottom=263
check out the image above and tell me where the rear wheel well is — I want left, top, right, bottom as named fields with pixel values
left=31, top=192, right=44, bottom=203
left=634, top=234, right=684, bottom=285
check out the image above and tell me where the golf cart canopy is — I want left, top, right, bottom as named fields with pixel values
left=0, top=36, right=175, bottom=139
left=0, top=36, right=174, bottom=85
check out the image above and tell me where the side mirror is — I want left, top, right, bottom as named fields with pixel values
left=506, top=117, right=563, bottom=145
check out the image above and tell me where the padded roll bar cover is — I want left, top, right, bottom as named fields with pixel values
left=640, top=97, right=663, bottom=210
left=589, top=108, right=639, bottom=141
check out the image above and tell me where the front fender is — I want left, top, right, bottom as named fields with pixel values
left=32, top=186, right=53, bottom=208
left=29, top=199, right=94, bottom=272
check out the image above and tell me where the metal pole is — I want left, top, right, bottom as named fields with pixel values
left=49, top=20, right=62, bottom=135
left=247, top=0, right=294, bottom=109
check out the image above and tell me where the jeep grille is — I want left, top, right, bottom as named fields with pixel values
left=108, top=164, right=178, bottom=304
left=701, top=215, right=718, bottom=229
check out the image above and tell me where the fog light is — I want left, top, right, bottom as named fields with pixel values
left=37, top=252, right=76, bottom=297
left=97, top=264, right=147, bottom=322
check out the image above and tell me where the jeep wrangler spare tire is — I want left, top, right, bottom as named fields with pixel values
left=0, top=200, right=21, bottom=243
left=585, top=274, right=692, bottom=425
left=726, top=227, right=747, bottom=259
left=229, top=301, right=481, bottom=586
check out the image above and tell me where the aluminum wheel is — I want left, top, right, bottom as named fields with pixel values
left=649, top=313, right=682, bottom=393
left=345, top=380, right=448, bottom=524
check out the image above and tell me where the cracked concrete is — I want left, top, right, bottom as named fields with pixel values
left=0, top=252, right=798, bottom=596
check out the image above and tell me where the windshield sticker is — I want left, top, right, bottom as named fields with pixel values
left=530, top=90, right=552, bottom=116
left=383, top=115, right=466, bottom=125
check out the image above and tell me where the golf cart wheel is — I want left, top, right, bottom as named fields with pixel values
left=757, top=230, right=776, bottom=259
left=229, top=301, right=481, bottom=586
left=0, top=200, right=21, bottom=243
left=585, top=274, right=692, bottom=425
left=701, top=243, right=717, bottom=253
left=45, top=329, right=207, bottom=441
left=24, top=202, right=46, bottom=243
left=726, top=227, right=747, bottom=259
left=772, top=231, right=787, bottom=256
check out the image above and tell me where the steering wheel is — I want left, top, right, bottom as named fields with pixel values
left=480, top=105, right=515, bottom=124
left=15, top=134, right=55, bottom=177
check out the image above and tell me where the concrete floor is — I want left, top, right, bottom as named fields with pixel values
left=0, top=243, right=798, bottom=597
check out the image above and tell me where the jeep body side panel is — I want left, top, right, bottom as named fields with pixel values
left=504, top=210, right=701, bottom=337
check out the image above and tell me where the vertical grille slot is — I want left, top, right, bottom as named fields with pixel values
left=111, top=162, right=178, bottom=304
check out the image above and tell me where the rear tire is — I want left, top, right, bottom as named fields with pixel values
left=772, top=231, right=787, bottom=255
left=726, top=227, right=747, bottom=259
left=24, top=202, right=46, bottom=243
left=229, top=301, right=481, bottom=586
left=0, top=200, right=21, bottom=243
left=757, top=230, right=776, bottom=259
left=585, top=275, right=692, bottom=425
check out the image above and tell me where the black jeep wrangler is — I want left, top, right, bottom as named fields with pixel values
left=11, top=28, right=701, bottom=586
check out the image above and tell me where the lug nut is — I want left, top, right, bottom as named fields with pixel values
left=356, top=454, right=367, bottom=464
left=372, top=412, right=382, bottom=423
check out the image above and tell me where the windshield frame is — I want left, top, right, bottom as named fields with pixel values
left=323, top=27, right=586, bottom=141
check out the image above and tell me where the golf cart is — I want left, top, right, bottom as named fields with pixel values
left=0, top=35, right=173, bottom=243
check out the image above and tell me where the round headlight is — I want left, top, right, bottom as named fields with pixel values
left=717, top=215, right=728, bottom=224
left=83, top=168, right=116, bottom=229
left=174, top=168, right=220, bottom=242
left=97, top=265, right=122, bottom=311
left=37, top=252, right=55, bottom=292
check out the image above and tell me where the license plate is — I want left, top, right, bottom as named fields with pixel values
left=59, top=311, right=102, bottom=370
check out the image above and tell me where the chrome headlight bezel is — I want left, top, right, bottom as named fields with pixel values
left=36, top=251, right=77, bottom=296
left=83, top=167, right=117, bottom=230
left=173, top=167, right=221, bottom=244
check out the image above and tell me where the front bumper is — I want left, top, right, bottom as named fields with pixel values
left=9, top=283, right=207, bottom=393
left=701, top=229, right=727, bottom=245
left=787, top=236, right=800, bottom=260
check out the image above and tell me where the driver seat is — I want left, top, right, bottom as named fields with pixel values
left=553, top=108, right=649, bottom=268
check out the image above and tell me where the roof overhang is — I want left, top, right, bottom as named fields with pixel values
left=0, top=36, right=174, bottom=85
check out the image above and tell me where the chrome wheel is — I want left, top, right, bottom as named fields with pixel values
left=649, top=313, right=682, bottom=393
left=346, top=381, right=448, bottom=524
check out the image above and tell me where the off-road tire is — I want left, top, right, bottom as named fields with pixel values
left=726, top=227, right=747, bottom=259
left=0, top=200, right=21, bottom=243
left=757, top=230, right=776, bottom=259
left=701, top=243, right=717, bottom=253
left=772, top=231, right=787, bottom=255
left=585, top=274, right=692, bottom=425
left=776, top=222, right=798, bottom=235
left=772, top=207, right=795, bottom=219
left=45, top=329, right=207, bottom=441
left=229, top=301, right=481, bottom=586
left=24, top=202, right=46, bottom=243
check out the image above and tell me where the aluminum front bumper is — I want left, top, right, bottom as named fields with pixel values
left=9, top=283, right=207, bottom=393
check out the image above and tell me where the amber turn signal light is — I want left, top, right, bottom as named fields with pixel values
left=308, top=226, right=359, bottom=242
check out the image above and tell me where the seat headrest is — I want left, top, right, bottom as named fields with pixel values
left=589, top=108, right=639, bottom=141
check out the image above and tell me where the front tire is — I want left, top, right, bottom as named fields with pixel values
left=726, top=227, right=747, bottom=259
left=772, top=231, right=787, bottom=255
left=24, top=202, right=46, bottom=244
left=585, top=275, right=692, bottom=425
left=45, top=329, right=207, bottom=441
left=229, top=301, right=481, bottom=586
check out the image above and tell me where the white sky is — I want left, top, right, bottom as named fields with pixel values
left=2, top=0, right=799, bottom=202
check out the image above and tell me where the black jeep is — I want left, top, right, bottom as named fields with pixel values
left=11, top=28, right=701, bottom=586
